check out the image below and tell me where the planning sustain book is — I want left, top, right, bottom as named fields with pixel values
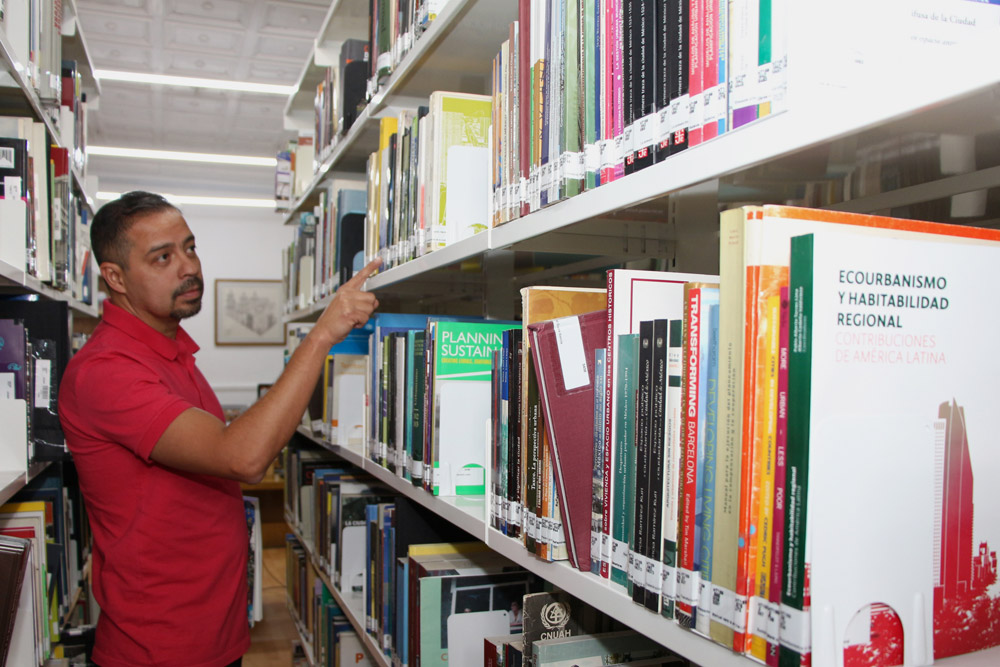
left=784, top=228, right=1000, bottom=667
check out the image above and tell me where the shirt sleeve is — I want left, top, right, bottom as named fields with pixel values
left=70, top=353, right=195, bottom=462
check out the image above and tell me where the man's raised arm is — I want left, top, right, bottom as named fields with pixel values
left=150, top=258, right=382, bottom=482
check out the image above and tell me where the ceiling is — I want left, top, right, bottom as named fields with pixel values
left=76, top=0, right=329, bottom=201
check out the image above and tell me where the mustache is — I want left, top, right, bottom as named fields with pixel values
left=172, top=276, right=204, bottom=299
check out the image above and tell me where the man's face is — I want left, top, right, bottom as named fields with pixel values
left=119, top=209, right=204, bottom=326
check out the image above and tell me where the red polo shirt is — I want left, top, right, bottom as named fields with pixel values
left=59, top=301, right=250, bottom=667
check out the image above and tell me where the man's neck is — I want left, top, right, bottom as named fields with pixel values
left=107, top=294, right=180, bottom=339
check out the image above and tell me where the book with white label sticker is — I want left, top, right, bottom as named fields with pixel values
left=528, top=309, right=606, bottom=571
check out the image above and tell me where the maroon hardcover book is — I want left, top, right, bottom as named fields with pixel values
left=526, top=309, right=606, bottom=571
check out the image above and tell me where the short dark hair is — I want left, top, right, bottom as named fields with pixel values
left=91, top=191, right=179, bottom=267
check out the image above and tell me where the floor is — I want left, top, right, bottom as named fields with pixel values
left=244, top=547, right=299, bottom=667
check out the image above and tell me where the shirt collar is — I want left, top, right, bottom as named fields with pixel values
left=100, top=301, right=200, bottom=360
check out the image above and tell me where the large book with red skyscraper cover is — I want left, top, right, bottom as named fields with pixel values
left=783, top=228, right=1000, bottom=667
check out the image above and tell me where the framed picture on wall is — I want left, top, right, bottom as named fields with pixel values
left=214, top=279, right=285, bottom=346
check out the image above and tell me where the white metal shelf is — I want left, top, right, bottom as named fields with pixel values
left=0, top=461, right=50, bottom=506
left=1, top=259, right=98, bottom=317
left=0, top=469, right=25, bottom=506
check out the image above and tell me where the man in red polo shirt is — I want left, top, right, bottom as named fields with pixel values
left=59, top=191, right=380, bottom=667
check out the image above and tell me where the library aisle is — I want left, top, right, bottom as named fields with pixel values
left=245, top=548, right=299, bottom=667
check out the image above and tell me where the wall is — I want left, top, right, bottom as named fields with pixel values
left=181, top=205, right=294, bottom=408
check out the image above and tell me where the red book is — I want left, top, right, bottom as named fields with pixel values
left=676, top=283, right=707, bottom=626
left=527, top=309, right=606, bottom=572
left=687, top=0, right=704, bottom=147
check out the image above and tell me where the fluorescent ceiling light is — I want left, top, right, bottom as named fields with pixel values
left=97, top=191, right=278, bottom=209
left=94, top=69, right=295, bottom=96
left=89, top=146, right=277, bottom=167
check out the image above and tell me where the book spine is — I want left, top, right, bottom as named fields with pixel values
left=592, top=347, right=607, bottom=575
left=599, top=0, right=616, bottom=184
left=695, top=300, right=720, bottom=637
left=675, top=285, right=703, bottom=627
left=780, top=235, right=814, bottom=667
left=540, top=0, right=553, bottom=208
left=601, top=269, right=616, bottom=578
left=766, top=286, right=790, bottom=667
left=519, top=0, right=531, bottom=217
left=733, top=261, right=764, bottom=649
left=748, top=287, right=783, bottom=659
left=497, top=335, right=509, bottom=532
left=757, top=0, right=773, bottom=118
left=661, top=318, right=683, bottom=620
left=700, top=0, right=718, bottom=142
left=583, top=0, right=598, bottom=190
left=715, top=0, right=727, bottom=136
left=645, top=318, right=668, bottom=611
left=633, top=0, right=656, bottom=171
left=563, top=0, right=583, bottom=199
left=654, top=0, right=671, bottom=163
left=410, top=333, right=426, bottom=485
left=540, top=428, right=553, bottom=560
left=728, top=0, right=759, bottom=129
left=525, top=355, right=541, bottom=553
left=622, top=0, right=636, bottom=176
left=708, top=208, right=750, bottom=645
left=668, top=0, right=689, bottom=155
left=510, top=329, right=525, bottom=538
left=686, top=0, right=703, bottom=147
left=612, top=0, right=625, bottom=180
left=631, top=320, right=655, bottom=603
left=612, top=332, right=639, bottom=588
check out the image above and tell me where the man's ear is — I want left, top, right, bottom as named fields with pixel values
left=100, top=262, right=127, bottom=295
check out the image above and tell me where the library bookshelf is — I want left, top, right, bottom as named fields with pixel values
left=279, top=0, right=1000, bottom=665
left=0, top=1, right=100, bottom=512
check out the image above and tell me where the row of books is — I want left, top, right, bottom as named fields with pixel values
left=281, top=186, right=367, bottom=314
left=494, top=205, right=1000, bottom=666
left=489, top=0, right=788, bottom=224
left=0, top=301, right=75, bottom=471
left=0, top=463, right=92, bottom=667
left=284, top=441, right=690, bottom=666
left=362, top=92, right=492, bottom=271
left=367, top=0, right=451, bottom=101
left=276, top=0, right=459, bottom=211
left=313, top=39, right=370, bottom=166
left=288, top=200, right=1000, bottom=665
left=0, top=0, right=64, bottom=104
left=276, top=136, right=316, bottom=209
left=286, top=533, right=372, bottom=666
left=0, top=113, right=93, bottom=302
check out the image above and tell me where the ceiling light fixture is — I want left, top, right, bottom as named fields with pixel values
left=88, top=146, right=277, bottom=167
left=94, top=69, right=295, bottom=95
left=97, top=191, right=278, bottom=209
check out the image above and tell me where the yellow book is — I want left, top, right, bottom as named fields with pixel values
left=407, top=541, right=492, bottom=558
left=747, top=285, right=784, bottom=659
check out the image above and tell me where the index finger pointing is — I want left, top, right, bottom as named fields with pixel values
left=344, top=257, right=382, bottom=288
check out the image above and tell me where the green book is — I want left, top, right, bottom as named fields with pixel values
left=562, top=0, right=583, bottom=199
left=431, top=320, right=518, bottom=496
left=582, top=0, right=597, bottom=191
left=611, top=333, right=639, bottom=589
